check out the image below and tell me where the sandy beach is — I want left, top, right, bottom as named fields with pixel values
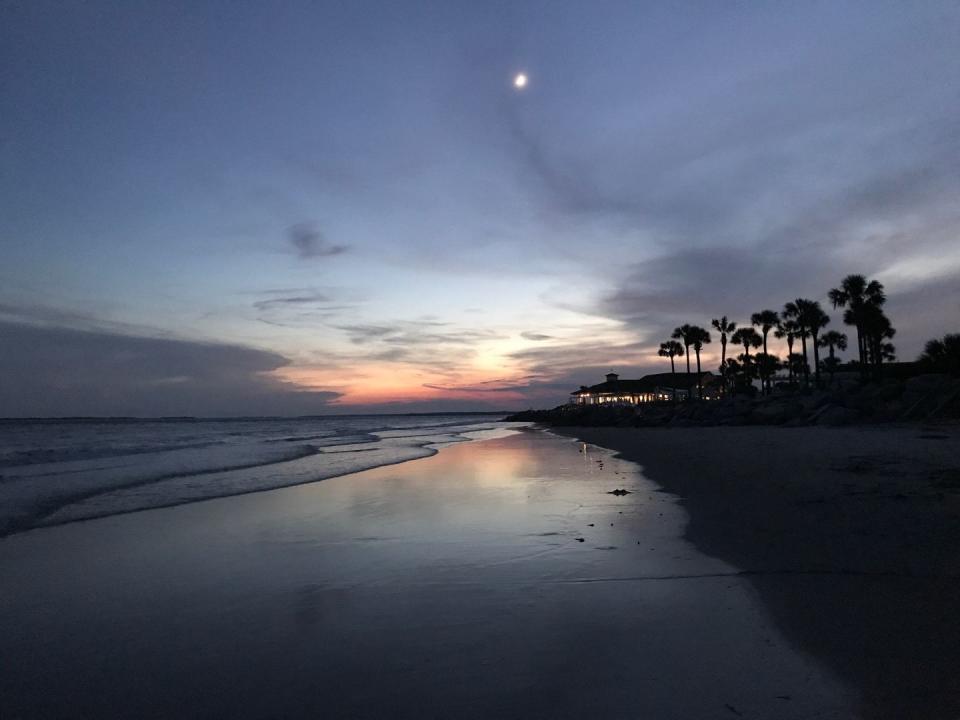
left=555, top=424, right=960, bottom=720
left=0, top=428, right=857, bottom=719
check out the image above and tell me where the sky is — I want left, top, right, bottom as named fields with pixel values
left=2, top=1, right=959, bottom=417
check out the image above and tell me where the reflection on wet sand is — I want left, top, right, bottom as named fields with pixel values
left=0, top=429, right=856, bottom=719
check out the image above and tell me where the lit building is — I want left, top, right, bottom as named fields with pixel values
left=570, top=372, right=719, bottom=405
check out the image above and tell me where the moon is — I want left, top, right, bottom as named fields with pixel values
left=513, top=72, right=528, bottom=89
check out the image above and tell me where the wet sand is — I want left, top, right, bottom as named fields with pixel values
left=0, top=429, right=854, bottom=719
left=556, top=424, right=960, bottom=720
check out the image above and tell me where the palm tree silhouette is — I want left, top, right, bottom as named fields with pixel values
left=731, top=327, right=762, bottom=362
left=730, top=327, right=761, bottom=392
left=860, top=303, right=896, bottom=371
left=658, top=340, right=685, bottom=401
left=818, top=330, right=847, bottom=385
left=711, top=316, right=737, bottom=393
left=751, top=310, right=780, bottom=394
left=730, top=328, right=762, bottom=394
left=795, top=299, right=830, bottom=386
left=754, top=353, right=781, bottom=391
left=689, top=326, right=712, bottom=399
left=671, top=324, right=696, bottom=378
left=828, top=274, right=886, bottom=373
left=783, top=300, right=824, bottom=387
left=774, top=319, right=799, bottom=383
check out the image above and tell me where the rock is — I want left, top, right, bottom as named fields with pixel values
left=812, top=393, right=833, bottom=410
left=608, top=488, right=631, bottom=495
left=902, top=374, right=956, bottom=419
left=905, top=373, right=951, bottom=393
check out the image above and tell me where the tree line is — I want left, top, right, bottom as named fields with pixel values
left=657, top=273, right=899, bottom=396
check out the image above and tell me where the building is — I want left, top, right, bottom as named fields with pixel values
left=570, top=372, right=719, bottom=405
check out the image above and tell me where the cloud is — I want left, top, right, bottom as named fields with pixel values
left=508, top=340, right=652, bottom=376
left=336, top=324, right=396, bottom=345
left=520, top=331, right=553, bottom=341
left=495, top=12, right=960, bottom=369
left=287, top=222, right=347, bottom=259
left=252, top=292, right=335, bottom=312
left=422, top=375, right=548, bottom=393
left=251, top=289, right=356, bottom=328
left=880, top=274, right=960, bottom=361
left=336, top=321, right=506, bottom=349
left=0, top=320, right=341, bottom=417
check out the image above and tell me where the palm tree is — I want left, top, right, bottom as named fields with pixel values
left=859, top=303, right=896, bottom=371
left=796, top=299, right=829, bottom=386
left=731, top=327, right=762, bottom=393
left=751, top=310, right=780, bottom=394
left=786, top=352, right=807, bottom=380
left=658, top=340, right=685, bottom=401
left=671, top=324, right=696, bottom=378
left=754, top=353, right=781, bottom=391
left=774, top=319, right=799, bottom=383
left=689, top=326, right=712, bottom=399
left=783, top=300, right=822, bottom=387
left=711, top=316, right=737, bottom=388
left=828, top=274, right=886, bottom=373
left=818, top=330, right=847, bottom=385
left=731, top=327, right=762, bottom=362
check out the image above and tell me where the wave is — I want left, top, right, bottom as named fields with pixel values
left=0, top=417, right=524, bottom=537
left=0, top=443, right=318, bottom=537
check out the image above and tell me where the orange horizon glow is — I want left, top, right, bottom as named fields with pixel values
left=273, top=363, right=532, bottom=406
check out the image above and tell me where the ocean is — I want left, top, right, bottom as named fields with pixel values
left=0, top=414, right=518, bottom=536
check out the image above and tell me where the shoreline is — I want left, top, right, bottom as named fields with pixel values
left=552, top=424, right=960, bottom=720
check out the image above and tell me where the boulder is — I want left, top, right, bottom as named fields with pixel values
left=905, top=373, right=951, bottom=394
left=902, top=374, right=955, bottom=419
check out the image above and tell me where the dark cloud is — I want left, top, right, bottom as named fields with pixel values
left=508, top=341, right=652, bottom=377
left=520, top=331, right=553, bottom=341
left=334, top=398, right=515, bottom=414
left=252, top=289, right=355, bottom=328
left=423, top=375, right=548, bottom=393
left=336, top=324, right=396, bottom=345
left=0, top=302, right=160, bottom=337
left=252, top=292, right=335, bottom=312
left=601, top=246, right=834, bottom=339
left=336, top=321, right=506, bottom=349
left=0, top=321, right=341, bottom=417
left=600, top=240, right=960, bottom=363
left=287, top=222, right=347, bottom=259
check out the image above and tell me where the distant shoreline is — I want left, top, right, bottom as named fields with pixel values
left=552, top=424, right=960, bottom=720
